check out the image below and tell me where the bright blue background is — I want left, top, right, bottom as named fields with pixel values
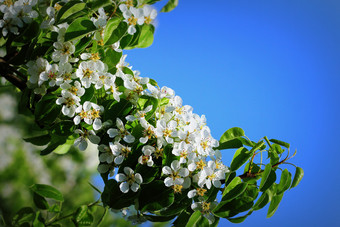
left=101, top=0, right=340, bottom=226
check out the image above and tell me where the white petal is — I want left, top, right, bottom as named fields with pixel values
left=120, top=182, right=129, bottom=193
left=124, top=167, right=134, bottom=176
left=116, top=173, right=127, bottom=182
left=179, top=168, right=189, bottom=178
left=131, top=183, right=139, bottom=192
left=187, top=190, right=196, bottom=199
left=114, top=156, right=124, bottom=165
left=93, top=118, right=102, bottom=130
left=97, top=164, right=109, bottom=173
left=89, top=135, right=100, bottom=144
left=124, top=135, right=135, bottom=143
left=162, top=166, right=172, bottom=175
left=78, top=139, right=88, bottom=151
left=164, top=177, right=173, bottom=187
left=135, top=173, right=143, bottom=184
left=107, top=128, right=118, bottom=138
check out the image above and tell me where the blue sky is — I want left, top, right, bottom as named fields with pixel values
left=121, top=0, right=340, bottom=226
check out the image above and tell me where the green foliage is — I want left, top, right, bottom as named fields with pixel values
left=161, top=0, right=179, bottom=12
left=0, top=0, right=303, bottom=226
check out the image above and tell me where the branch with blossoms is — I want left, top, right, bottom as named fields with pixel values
left=0, top=0, right=303, bottom=226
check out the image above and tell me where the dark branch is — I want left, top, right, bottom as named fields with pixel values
left=0, top=58, right=27, bottom=91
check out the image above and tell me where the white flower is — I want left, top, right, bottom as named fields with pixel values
left=115, top=167, right=143, bottom=193
left=38, top=63, right=59, bottom=87
left=162, top=160, right=189, bottom=187
left=109, top=142, right=131, bottom=165
left=155, top=119, right=178, bottom=144
left=172, top=141, right=195, bottom=164
left=119, top=5, right=144, bottom=35
left=142, top=5, right=157, bottom=25
left=74, top=129, right=100, bottom=151
left=56, top=92, right=80, bottom=117
left=138, top=145, right=154, bottom=167
left=74, top=101, right=104, bottom=130
left=191, top=199, right=218, bottom=224
left=60, top=81, right=85, bottom=97
left=107, top=118, right=135, bottom=143
left=76, top=60, right=105, bottom=88
left=52, top=41, right=75, bottom=63
left=198, top=160, right=225, bottom=189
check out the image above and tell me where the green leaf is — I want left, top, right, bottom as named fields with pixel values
left=185, top=211, right=210, bottom=227
left=80, top=85, right=95, bottom=104
left=33, top=211, right=44, bottom=227
left=86, top=0, right=111, bottom=12
left=227, top=211, right=252, bottom=223
left=220, top=127, right=245, bottom=143
left=34, top=94, right=61, bottom=126
left=74, top=36, right=92, bottom=57
left=290, top=167, right=304, bottom=189
left=24, top=134, right=51, bottom=146
left=266, top=193, right=284, bottom=218
left=12, top=21, right=40, bottom=47
left=135, top=164, right=159, bottom=184
left=139, top=180, right=174, bottom=212
left=144, top=214, right=176, bottom=222
left=260, top=168, right=276, bottom=192
left=74, top=205, right=88, bottom=223
left=218, top=127, right=245, bottom=150
left=253, top=191, right=271, bottom=211
left=222, top=182, right=248, bottom=202
left=161, top=0, right=179, bottom=12
left=230, top=147, right=252, bottom=171
left=101, top=179, right=137, bottom=209
left=276, top=169, right=292, bottom=194
left=136, top=24, right=155, bottom=48
left=173, top=209, right=193, bottom=227
left=104, top=20, right=128, bottom=46
left=55, top=1, right=86, bottom=23
left=259, top=164, right=272, bottom=191
left=12, top=207, right=35, bottom=226
left=30, top=184, right=64, bottom=201
left=222, top=177, right=241, bottom=197
left=77, top=211, right=93, bottom=226
left=103, top=99, right=133, bottom=122
left=213, top=197, right=253, bottom=218
left=269, top=139, right=290, bottom=148
left=40, top=142, right=62, bottom=156
left=53, top=142, right=73, bottom=155
left=250, top=140, right=265, bottom=152
left=103, top=48, right=122, bottom=70
left=64, top=17, right=97, bottom=42
left=33, top=192, right=49, bottom=210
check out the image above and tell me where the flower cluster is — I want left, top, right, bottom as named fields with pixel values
left=2, top=0, right=228, bottom=223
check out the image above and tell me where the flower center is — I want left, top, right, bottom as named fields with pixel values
left=144, top=16, right=152, bottom=25
left=163, top=128, right=172, bottom=137
left=83, top=68, right=93, bottom=78
left=172, top=184, right=183, bottom=194
left=69, top=86, right=78, bottom=95
left=48, top=71, right=57, bottom=80
left=65, top=97, right=75, bottom=107
left=201, top=202, right=210, bottom=214
left=91, top=109, right=100, bottom=119
left=196, top=160, right=206, bottom=170
left=196, top=188, right=207, bottom=197
left=91, top=53, right=100, bottom=61
left=128, top=16, right=138, bottom=26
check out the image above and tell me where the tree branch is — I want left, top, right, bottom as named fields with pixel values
left=0, top=58, right=26, bottom=91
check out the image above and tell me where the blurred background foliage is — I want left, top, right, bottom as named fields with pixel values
left=0, top=78, right=143, bottom=226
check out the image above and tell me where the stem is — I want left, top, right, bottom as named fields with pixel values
left=264, top=136, right=272, bottom=149
left=97, top=207, right=108, bottom=226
